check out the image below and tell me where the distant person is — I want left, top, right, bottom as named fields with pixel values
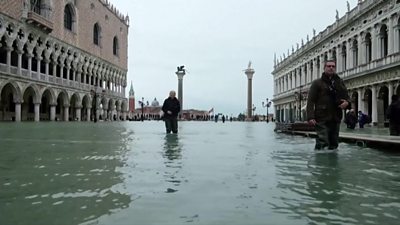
left=306, top=60, right=350, bottom=150
left=387, top=94, right=400, bottom=136
left=344, top=109, right=357, bottom=129
left=222, top=115, right=225, bottom=123
left=162, top=90, right=181, bottom=134
left=358, top=110, right=370, bottom=128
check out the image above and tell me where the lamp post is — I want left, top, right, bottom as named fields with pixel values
left=138, top=97, right=144, bottom=121
left=262, top=98, right=272, bottom=123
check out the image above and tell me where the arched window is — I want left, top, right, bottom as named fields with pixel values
left=379, top=25, right=388, bottom=58
left=365, top=33, right=372, bottom=63
left=342, top=43, right=347, bottom=71
left=64, top=4, right=73, bottom=31
left=353, top=39, right=358, bottom=67
left=31, top=0, right=42, bottom=14
left=93, top=23, right=100, bottom=45
left=113, top=36, right=119, bottom=56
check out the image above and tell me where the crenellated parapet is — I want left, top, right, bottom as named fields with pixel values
left=99, top=0, right=130, bottom=26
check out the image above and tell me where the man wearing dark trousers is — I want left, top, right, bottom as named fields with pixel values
left=162, top=90, right=181, bottom=134
left=307, top=60, right=350, bottom=150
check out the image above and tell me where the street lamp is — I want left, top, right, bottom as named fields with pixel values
left=138, top=97, right=145, bottom=121
left=262, top=98, right=272, bottom=123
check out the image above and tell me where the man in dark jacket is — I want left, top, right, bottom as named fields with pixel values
left=162, top=90, right=181, bottom=134
left=306, top=60, right=350, bottom=150
left=387, top=94, right=400, bottom=136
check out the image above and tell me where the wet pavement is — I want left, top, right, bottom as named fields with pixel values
left=1, top=121, right=400, bottom=225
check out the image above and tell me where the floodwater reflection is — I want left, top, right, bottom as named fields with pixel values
left=163, top=134, right=184, bottom=193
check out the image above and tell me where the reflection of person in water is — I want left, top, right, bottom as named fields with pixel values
left=163, top=134, right=182, bottom=161
left=163, top=135, right=184, bottom=193
left=305, top=154, right=342, bottom=223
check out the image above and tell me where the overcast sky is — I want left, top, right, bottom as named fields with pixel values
left=112, top=0, right=358, bottom=116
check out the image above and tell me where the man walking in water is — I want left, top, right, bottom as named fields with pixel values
left=307, top=60, right=350, bottom=150
left=162, top=90, right=181, bottom=134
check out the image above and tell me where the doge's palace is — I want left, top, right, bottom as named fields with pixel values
left=272, top=0, right=400, bottom=127
left=0, top=0, right=129, bottom=122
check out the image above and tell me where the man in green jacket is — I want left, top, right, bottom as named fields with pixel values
left=306, top=60, right=350, bottom=150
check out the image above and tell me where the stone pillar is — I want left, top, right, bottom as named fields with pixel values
left=176, top=70, right=186, bottom=112
left=34, top=103, right=40, bottom=122
left=388, top=82, right=394, bottom=104
left=44, top=59, right=49, bottom=76
left=15, top=102, right=21, bottom=122
left=244, top=64, right=255, bottom=121
left=86, top=108, right=91, bottom=121
left=319, top=55, right=325, bottom=78
left=17, top=50, right=23, bottom=75
left=372, top=26, right=378, bottom=61
left=348, top=40, right=354, bottom=69
left=50, top=105, right=56, bottom=121
left=27, top=54, right=33, bottom=77
left=357, top=89, right=364, bottom=113
left=371, top=85, right=378, bottom=125
left=388, top=18, right=395, bottom=55
left=6, top=46, right=12, bottom=73
left=301, top=65, right=306, bottom=85
left=36, top=56, right=42, bottom=76
left=394, top=26, right=400, bottom=53
left=64, top=106, right=69, bottom=122
left=358, top=35, right=364, bottom=65
left=53, top=63, right=57, bottom=77
left=312, top=59, right=318, bottom=82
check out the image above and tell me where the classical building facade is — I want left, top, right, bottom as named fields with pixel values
left=0, top=0, right=129, bottom=122
left=272, top=0, right=400, bottom=127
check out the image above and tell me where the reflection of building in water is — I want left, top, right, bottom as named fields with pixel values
left=0, top=0, right=129, bottom=122
left=273, top=0, right=400, bottom=126
left=163, top=134, right=184, bottom=192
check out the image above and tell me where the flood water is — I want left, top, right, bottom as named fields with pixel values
left=1, top=121, right=400, bottom=225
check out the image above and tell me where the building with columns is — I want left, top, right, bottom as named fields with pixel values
left=272, top=0, right=400, bottom=127
left=0, top=0, right=129, bottom=122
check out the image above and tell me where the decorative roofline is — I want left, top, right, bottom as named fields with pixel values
left=98, top=0, right=130, bottom=27
left=273, top=0, right=387, bottom=73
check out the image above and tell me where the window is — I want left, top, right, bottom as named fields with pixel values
left=93, top=23, right=100, bottom=45
left=113, top=36, right=119, bottom=56
left=31, top=0, right=42, bottom=14
left=64, top=5, right=73, bottom=31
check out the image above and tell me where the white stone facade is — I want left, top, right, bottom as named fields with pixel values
left=272, top=0, right=400, bottom=127
left=0, top=0, right=129, bottom=122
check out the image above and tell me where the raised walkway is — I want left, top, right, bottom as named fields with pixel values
left=275, top=122, right=400, bottom=149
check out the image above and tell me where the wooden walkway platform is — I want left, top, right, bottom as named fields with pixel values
left=275, top=122, right=400, bottom=148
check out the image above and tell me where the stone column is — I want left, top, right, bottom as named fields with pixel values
left=319, top=55, right=325, bottom=77
left=17, top=50, right=23, bottom=75
left=388, top=82, right=394, bottom=104
left=64, top=106, right=69, bottom=122
left=372, top=26, right=378, bottom=61
left=15, top=102, right=21, bottom=122
left=244, top=64, right=255, bottom=121
left=27, top=54, right=33, bottom=77
left=358, top=35, right=364, bottom=65
left=357, top=89, right=364, bottom=113
left=176, top=69, right=186, bottom=112
left=394, top=25, right=400, bottom=53
left=34, top=103, right=40, bottom=122
left=6, top=46, right=12, bottom=73
left=371, top=85, right=378, bottom=125
left=50, top=104, right=56, bottom=121
left=388, top=18, right=395, bottom=55
left=86, top=107, right=91, bottom=122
